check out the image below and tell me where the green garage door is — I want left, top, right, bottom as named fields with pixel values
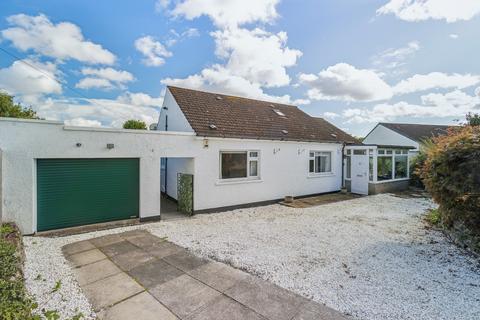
left=37, top=158, right=139, bottom=231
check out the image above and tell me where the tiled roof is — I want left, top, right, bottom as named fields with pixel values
left=168, top=86, right=358, bottom=144
left=380, top=122, right=451, bottom=142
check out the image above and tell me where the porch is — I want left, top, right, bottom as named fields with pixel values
left=344, top=144, right=414, bottom=195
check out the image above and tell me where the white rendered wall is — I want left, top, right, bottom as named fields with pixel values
left=192, top=138, right=343, bottom=211
left=157, top=89, right=194, bottom=133
left=0, top=118, right=197, bottom=234
left=364, top=125, right=419, bottom=150
left=164, top=158, right=195, bottom=200
left=1, top=117, right=344, bottom=234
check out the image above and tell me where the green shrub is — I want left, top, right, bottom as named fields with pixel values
left=0, top=224, right=38, bottom=320
left=425, top=209, right=441, bottom=226
left=123, top=119, right=147, bottom=130
left=0, top=223, right=83, bottom=320
left=420, top=125, right=480, bottom=237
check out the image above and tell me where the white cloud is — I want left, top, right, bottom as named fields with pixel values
left=343, top=89, right=480, bottom=123
left=134, top=36, right=172, bottom=67
left=377, top=0, right=480, bottom=23
left=162, top=64, right=297, bottom=104
left=372, top=41, right=420, bottom=69
left=166, top=28, right=200, bottom=47
left=0, top=59, right=62, bottom=102
left=299, top=63, right=393, bottom=102
left=75, top=78, right=113, bottom=90
left=1, top=14, right=115, bottom=64
left=212, top=28, right=302, bottom=88
left=323, top=112, right=340, bottom=119
left=449, top=33, right=459, bottom=39
left=161, top=26, right=303, bottom=104
left=33, top=93, right=163, bottom=128
left=170, top=0, right=280, bottom=28
left=64, top=118, right=102, bottom=127
left=393, top=72, right=480, bottom=95
left=75, top=67, right=135, bottom=90
left=159, top=0, right=304, bottom=105
left=117, top=91, right=164, bottom=107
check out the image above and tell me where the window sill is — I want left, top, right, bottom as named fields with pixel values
left=215, top=178, right=263, bottom=186
left=307, top=172, right=335, bottom=179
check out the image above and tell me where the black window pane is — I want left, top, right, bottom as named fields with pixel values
left=377, top=157, right=393, bottom=181
left=309, top=159, right=314, bottom=173
left=221, top=153, right=247, bottom=179
left=395, top=156, right=408, bottom=178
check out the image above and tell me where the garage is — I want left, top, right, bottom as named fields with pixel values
left=37, top=158, right=139, bottom=231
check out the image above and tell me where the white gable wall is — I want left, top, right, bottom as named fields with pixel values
left=157, top=88, right=194, bottom=133
left=364, top=124, right=419, bottom=151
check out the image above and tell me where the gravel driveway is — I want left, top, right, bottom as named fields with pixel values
left=24, top=193, right=480, bottom=320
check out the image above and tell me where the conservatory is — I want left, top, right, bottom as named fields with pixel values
left=344, top=145, right=413, bottom=195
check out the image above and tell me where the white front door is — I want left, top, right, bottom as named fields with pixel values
left=351, top=150, right=369, bottom=195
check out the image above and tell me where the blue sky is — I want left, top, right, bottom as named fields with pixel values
left=0, top=0, right=479, bottom=136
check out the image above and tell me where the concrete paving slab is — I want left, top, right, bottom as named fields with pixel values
left=90, top=233, right=124, bottom=247
left=187, top=261, right=250, bottom=292
left=68, top=249, right=106, bottom=267
left=128, top=258, right=183, bottom=289
left=146, top=241, right=184, bottom=259
left=62, top=240, right=95, bottom=256
left=82, top=272, right=144, bottom=311
left=150, top=274, right=221, bottom=319
left=127, top=233, right=167, bottom=248
left=299, top=301, right=349, bottom=320
left=224, top=277, right=304, bottom=320
left=110, top=249, right=155, bottom=271
left=74, top=259, right=122, bottom=286
left=188, top=295, right=265, bottom=320
left=118, top=229, right=150, bottom=239
left=100, top=240, right=138, bottom=257
left=163, top=249, right=209, bottom=272
left=97, top=291, right=177, bottom=320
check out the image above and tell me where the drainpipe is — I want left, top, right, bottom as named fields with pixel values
left=341, top=142, right=346, bottom=189
left=164, top=114, right=168, bottom=196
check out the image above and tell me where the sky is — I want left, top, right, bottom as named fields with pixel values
left=0, top=0, right=479, bottom=136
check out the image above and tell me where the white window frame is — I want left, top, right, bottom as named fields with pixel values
left=219, top=150, right=260, bottom=181
left=309, top=151, right=333, bottom=176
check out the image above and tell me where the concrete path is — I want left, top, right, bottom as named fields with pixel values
left=62, top=230, right=348, bottom=320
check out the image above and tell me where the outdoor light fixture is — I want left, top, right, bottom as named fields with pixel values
left=76, top=143, right=82, bottom=147
left=203, top=138, right=209, bottom=148
left=107, top=143, right=114, bottom=149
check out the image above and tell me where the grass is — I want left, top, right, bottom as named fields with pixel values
left=0, top=223, right=83, bottom=320
left=425, top=208, right=442, bottom=226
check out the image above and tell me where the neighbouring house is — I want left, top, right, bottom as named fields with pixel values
left=363, top=122, right=450, bottom=154
left=0, top=86, right=360, bottom=234
left=344, top=122, right=451, bottom=195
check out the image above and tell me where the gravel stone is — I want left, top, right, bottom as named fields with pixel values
left=23, top=194, right=480, bottom=320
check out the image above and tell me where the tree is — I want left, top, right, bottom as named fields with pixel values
left=466, top=112, right=480, bottom=126
left=123, top=119, right=147, bottom=130
left=0, top=92, right=39, bottom=119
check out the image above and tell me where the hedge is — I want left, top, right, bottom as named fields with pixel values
left=419, top=125, right=480, bottom=242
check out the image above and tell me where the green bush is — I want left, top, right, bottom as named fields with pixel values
left=0, top=223, right=39, bottom=320
left=419, top=126, right=480, bottom=237
left=0, top=223, right=83, bottom=320
left=123, top=119, right=147, bottom=130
